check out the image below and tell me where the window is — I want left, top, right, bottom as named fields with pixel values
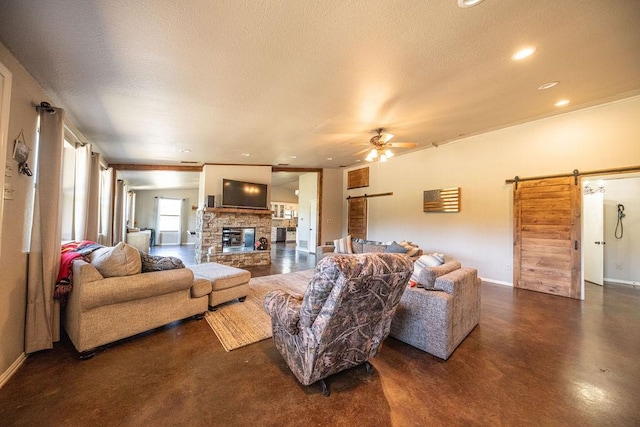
left=60, top=139, right=76, bottom=242
left=157, top=198, right=182, bottom=232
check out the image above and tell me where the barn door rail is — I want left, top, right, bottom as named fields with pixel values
left=506, top=165, right=640, bottom=189
left=346, top=192, right=393, bottom=200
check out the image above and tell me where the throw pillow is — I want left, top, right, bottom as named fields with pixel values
left=418, top=253, right=445, bottom=268
left=90, top=242, right=142, bottom=277
left=398, top=241, right=421, bottom=257
left=139, top=252, right=185, bottom=272
left=385, top=241, right=408, bottom=254
left=333, top=235, right=353, bottom=254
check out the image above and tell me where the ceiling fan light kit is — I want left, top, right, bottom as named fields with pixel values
left=363, top=128, right=415, bottom=162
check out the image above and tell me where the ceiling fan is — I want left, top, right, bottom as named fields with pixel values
left=355, top=128, right=418, bottom=162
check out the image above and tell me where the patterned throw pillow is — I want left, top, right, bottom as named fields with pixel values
left=333, top=235, right=353, bottom=254
left=139, top=252, right=185, bottom=273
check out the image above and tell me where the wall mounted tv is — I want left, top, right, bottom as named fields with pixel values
left=221, top=179, right=269, bottom=209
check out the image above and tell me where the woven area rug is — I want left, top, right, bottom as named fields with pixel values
left=204, top=269, right=313, bottom=351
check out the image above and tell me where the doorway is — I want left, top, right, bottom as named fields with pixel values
left=582, top=173, right=640, bottom=290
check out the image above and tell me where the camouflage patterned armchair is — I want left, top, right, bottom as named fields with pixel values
left=264, top=253, right=413, bottom=396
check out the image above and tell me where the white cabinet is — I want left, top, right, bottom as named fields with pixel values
left=271, top=202, right=298, bottom=219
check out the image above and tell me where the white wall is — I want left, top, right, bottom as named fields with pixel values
left=134, top=189, right=199, bottom=245
left=200, top=165, right=272, bottom=208
left=343, top=96, right=640, bottom=284
left=603, top=177, right=640, bottom=283
left=320, top=168, right=343, bottom=245
left=271, top=185, right=298, bottom=203
left=0, top=43, right=57, bottom=379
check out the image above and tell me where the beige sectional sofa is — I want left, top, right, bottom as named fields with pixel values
left=63, top=243, right=211, bottom=358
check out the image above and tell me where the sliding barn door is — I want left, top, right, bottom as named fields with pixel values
left=348, top=198, right=367, bottom=240
left=513, top=176, right=582, bottom=299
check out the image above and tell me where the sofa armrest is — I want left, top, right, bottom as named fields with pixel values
left=417, top=260, right=461, bottom=289
left=264, top=289, right=303, bottom=334
left=433, top=267, right=479, bottom=295
left=316, top=245, right=335, bottom=255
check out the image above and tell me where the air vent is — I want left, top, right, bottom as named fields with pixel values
left=277, top=163, right=290, bottom=166
left=180, top=161, right=199, bottom=164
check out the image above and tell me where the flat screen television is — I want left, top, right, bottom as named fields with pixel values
left=221, top=179, right=269, bottom=209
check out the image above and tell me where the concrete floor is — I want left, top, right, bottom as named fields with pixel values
left=1, top=248, right=639, bottom=425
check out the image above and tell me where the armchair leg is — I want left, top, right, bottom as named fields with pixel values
left=238, top=296, right=247, bottom=302
left=320, top=380, right=330, bottom=397
left=195, top=312, right=205, bottom=320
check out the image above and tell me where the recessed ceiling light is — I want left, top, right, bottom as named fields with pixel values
left=289, top=155, right=297, bottom=159
left=179, top=148, right=191, bottom=153
left=241, top=153, right=251, bottom=157
left=458, top=0, right=484, bottom=7
left=555, top=99, right=570, bottom=107
left=511, top=47, right=537, bottom=61
left=326, top=157, right=333, bottom=161
left=538, top=81, right=559, bottom=90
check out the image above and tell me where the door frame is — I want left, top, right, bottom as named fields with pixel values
left=0, top=61, right=12, bottom=259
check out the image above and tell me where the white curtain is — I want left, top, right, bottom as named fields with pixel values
left=98, top=167, right=114, bottom=245
left=25, top=107, right=65, bottom=353
left=113, top=179, right=125, bottom=244
left=73, top=144, right=100, bottom=241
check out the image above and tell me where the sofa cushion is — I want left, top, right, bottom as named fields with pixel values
left=363, top=243, right=386, bottom=253
left=81, top=268, right=195, bottom=310
left=385, top=241, right=409, bottom=254
left=90, top=242, right=142, bottom=278
left=352, top=239, right=364, bottom=254
left=333, top=235, right=353, bottom=254
left=191, top=278, right=213, bottom=298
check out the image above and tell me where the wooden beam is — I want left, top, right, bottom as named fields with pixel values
left=110, top=164, right=203, bottom=172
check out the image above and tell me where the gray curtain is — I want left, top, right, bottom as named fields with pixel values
left=25, top=107, right=65, bottom=353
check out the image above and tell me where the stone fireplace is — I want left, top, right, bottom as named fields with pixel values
left=195, top=207, right=271, bottom=267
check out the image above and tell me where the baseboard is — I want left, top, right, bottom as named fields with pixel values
left=604, top=277, right=639, bottom=286
left=0, top=352, right=27, bottom=389
left=480, top=277, right=513, bottom=287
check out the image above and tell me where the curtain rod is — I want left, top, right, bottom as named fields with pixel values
left=505, top=165, right=640, bottom=184
left=346, top=192, right=393, bottom=200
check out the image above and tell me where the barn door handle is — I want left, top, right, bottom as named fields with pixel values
left=575, top=241, right=578, bottom=250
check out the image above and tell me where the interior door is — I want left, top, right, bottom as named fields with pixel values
left=513, top=176, right=582, bottom=299
left=583, top=187, right=604, bottom=285
left=348, top=197, right=367, bottom=240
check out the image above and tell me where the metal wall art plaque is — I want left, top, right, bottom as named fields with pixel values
left=423, top=187, right=460, bottom=212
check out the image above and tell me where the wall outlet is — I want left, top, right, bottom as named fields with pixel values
left=506, top=264, right=512, bottom=271
left=615, top=263, right=623, bottom=270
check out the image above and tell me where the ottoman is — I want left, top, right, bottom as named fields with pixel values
left=189, top=263, right=251, bottom=310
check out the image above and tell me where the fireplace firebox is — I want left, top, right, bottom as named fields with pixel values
left=222, top=227, right=256, bottom=253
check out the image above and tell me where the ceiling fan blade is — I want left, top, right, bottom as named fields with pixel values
left=353, top=147, right=373, bottom=156
left=387, top=142, right=417, bottom=148
left=381, top=132, right=394, bottom=143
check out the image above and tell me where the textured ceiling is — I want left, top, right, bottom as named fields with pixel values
left=1, top=0, right=639, bottom=172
